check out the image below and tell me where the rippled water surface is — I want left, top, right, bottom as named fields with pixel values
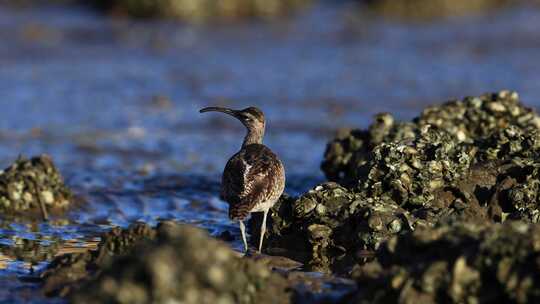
left=1, top=2, right=540, bottom=302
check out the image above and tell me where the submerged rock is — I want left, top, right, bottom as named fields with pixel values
left=41, top=222, right=292, bottom=304
left=0, top=155, right=72, bottom=219
left=92, top=0, right=312, bottom=22
left=346, top=221, right=540, bottom=304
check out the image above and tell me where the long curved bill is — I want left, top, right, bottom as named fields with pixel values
left=199, top=106, right=238, bottom=117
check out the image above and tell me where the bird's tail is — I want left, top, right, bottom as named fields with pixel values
left=229, top=204, right=250, bottom=221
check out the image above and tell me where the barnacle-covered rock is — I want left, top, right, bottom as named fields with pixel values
left=250, top=183, right=415, bottom=272
left=323, top=91, right=540, bottom=185
left=345, top=221, right=540, bottom=304
left=0, top=155, right=72, bottom=218
left=72, top=223, right=291, bottom=304
left=476, top=126, right=540, bottom=162
left=261, top=91, right=540, bottom=272
left=484, top=160, right=540, bottom=223
left=41, top=222, right=292, bottom=304
left=468, top=127, right=540, bottom=222
left=252, top=163, right=497, bottom=271
left=41, top=222, right=156, bottom=297
left=321, top=113, right=416, bottom=184
left=358, top=125, right=475, bottom=208
left=417, top=91, right=540, bottom=142
left=92, top=0, right=312, bottom=22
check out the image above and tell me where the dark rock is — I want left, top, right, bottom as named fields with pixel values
left=41, top=222, right=293, bottom=304
left=41, top=222, right=156, bottom=297
left=345, top=221, right=540, bottom=304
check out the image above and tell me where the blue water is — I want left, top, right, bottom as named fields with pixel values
left=0, top=2, right=540, bottom=302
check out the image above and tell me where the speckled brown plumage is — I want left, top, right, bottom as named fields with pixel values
left=222, top=144, right=285, bottom=221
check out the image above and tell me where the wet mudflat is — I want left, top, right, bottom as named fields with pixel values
left=1, top=1, right=540, bottom=303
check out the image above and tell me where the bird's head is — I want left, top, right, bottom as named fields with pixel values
left=199, top=106, right=265, bottom=131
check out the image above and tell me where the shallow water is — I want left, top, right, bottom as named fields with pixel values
left=1, top=2, right=540, bottom=302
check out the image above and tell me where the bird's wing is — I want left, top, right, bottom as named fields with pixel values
left=221, top=145, right=282, bottom=220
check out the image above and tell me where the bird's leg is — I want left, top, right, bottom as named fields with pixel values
left=258, top=209, right=269, bottom=253
left=239, top=220, right=248, bottom=253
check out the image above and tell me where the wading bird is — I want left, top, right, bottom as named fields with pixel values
left=199, top=106, right=285, bottom=253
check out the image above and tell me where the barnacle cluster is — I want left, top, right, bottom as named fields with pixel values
left=42, top=222, right=291, bottom=304
left=476, top=126, right=540, bottom=162
left=252, top=183, right=412, bottom=271
left=252, top=182, right=415, bottom=272
left=255, top=91, right=540, bottom=272
left=93, top=0, right=312, bottom=22
left=321, top=113, right=416, bottom=184
left=481, top=160, right=540, bottom=223
left=323, top=91, right=540, bottom=185
left=346, top=221, right=540, bottom=304
left=0, top=155, right=72, bottom=217
left=41, top=223, right=157, bottom=297
left=358, top=125, right=475, bottom=207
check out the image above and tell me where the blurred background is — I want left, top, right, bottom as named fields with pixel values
left=1, top=0, right=539, bottom=177
left=0, top=0, right=539, bottom=302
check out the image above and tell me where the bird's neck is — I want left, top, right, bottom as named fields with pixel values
left=242, top=127, right=264, bottom=147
